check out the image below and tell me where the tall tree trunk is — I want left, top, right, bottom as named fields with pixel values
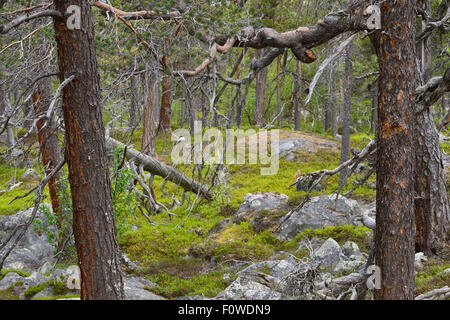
left=374, top=0, right=416, bottom=300
left=276, top=55, right=282, bottom=127
left=339, top=40, right=353, bottom=189
left=253, top=49, right=268, bottom=127
left=32, top=78, right=67, bottom=250
left=294, top=60, right=302, bottom=131
left=129, top=74, right=138, bottom=128
left=414, top=0, right=450, bottom=255
left=0, top=83, right=16, bottom=157
left=53, top=0, right=124, bottom=300
left=370, top=87, right=378, bottom=133
left=329, top=62, right=338, bottom=137
left=142, top=63, right=160, bottom=157
left=159, top=56, right=172, bottom=134
left=236, top=59, right=243, bottom=127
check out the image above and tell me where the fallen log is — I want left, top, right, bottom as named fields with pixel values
left=106, top=136, right=214, bottom=201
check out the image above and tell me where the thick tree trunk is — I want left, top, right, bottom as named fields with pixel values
left=415, top=1, right=450, bottom=255
left=32, top=78, right=67, bottom=250
left=294, top=60, right=302, bottom=131
left=414, top=110, right=450, bottom=255
left=339, top=40, right=353, bottom=189
left=141, top=63, right=160, bottom=157
left=253, top=49, right=268, bottom=127
left=53, top=0, right=124, bottom=300
left=374, top=0, right=416, bottom=300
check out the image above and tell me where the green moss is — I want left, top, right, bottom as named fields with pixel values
left=24, top=280, right=54, bottom=298
left=148, top=270, right=228, bottom=299
left=292, top=225, right=373, bottom=253
left=0, top=269, right=31, bottom=281
left=0, top=287, right=20, bottom=300
left=415, top=259, right=450, bottom=296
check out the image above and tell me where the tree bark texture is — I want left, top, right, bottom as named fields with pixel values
left=374, top=0, right=416, bottom=300
left=53, top=0, right=124, bottom=300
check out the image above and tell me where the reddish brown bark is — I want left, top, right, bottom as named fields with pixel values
left=374, top=0, right=416, bottom=300
left=53, top=0, right=124, bottom=300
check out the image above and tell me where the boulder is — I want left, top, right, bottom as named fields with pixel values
left=216, top=273, right=281, bottom=300
left=0, top=208, right=56, bottom=271
left=234, top=192, right=289, bottom=232
left=20, top=169, right=40, bottom=182
left=123, top=275, right=165, bottom=300
left=312, top=238, right=342, bottom=267
left=0, top=272, right=24, bottom=290
left=276, top=195, right=364, bottom=240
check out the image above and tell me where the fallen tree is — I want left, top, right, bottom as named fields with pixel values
left=106, top=136, right=214, bottom=201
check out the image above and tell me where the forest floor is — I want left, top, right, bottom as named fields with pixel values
left=0, top=127, right=449, bottom=299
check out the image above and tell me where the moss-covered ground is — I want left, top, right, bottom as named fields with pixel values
left=0, top=127, right=448, bottom=299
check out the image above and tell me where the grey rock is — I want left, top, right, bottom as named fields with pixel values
left=235, top=192, right=289, bottom=222
left=216, top=274, right=281, bottom=300
left=0, top=272, right=25, bottom=290
left=276, top=195, right=363, bottom=240
left=0, top=208, right=56, bottom=271
left=50, top=265, right=80, bottom=291
left=123, top=275, right=165, bottom=300
left=21, top=169, right=40, bottom=182
left=38, top=262, right=53, bottom=275
left=21, top=272, right=50, bottom=291
left=341, top=241, right=362, bottom=260
left=32, top=286, right=55, bottom=299
left=312, top=238, right=342, bottom=267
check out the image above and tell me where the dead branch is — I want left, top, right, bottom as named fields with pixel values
left=106, top=136, right=214, bottom=200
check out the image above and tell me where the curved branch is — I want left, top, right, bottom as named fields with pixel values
left=0, top=9, right=62, bottom=34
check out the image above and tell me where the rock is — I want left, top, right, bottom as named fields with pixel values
left=312, top=238, right=342, bottom=267
left=234, top=192, right=289, bottom=232
left=20, top=169, right=40, bottom=182
left=341, top=241, right=362, bottom=260
left=121, top=252, right=142, bottom=273
left=0, top=272, right=24, bottom=290
left=235, top=192, right=289, bottom=222
left=32, top=286, right=55, bottom=299
left=414, top=252, right=428, bottom=273
left=208, top=218, right=233, bottom=235
left=21, top=272, right=50, bottom=291
left=276, top=195, right=363, bottom=240
left=0, top=208, right=56, bottom=271
left=216, top=274, right=281, bottom=300
left=51, top=265, right=80, bottom=291
left=326, top=273, right=364, bottom=296
left=38, top=262, right=53, bottom=275
left=123, top=275, right=165, bottom=300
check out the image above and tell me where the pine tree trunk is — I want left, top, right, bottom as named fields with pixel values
left=142, top=63, right=160, bottom=157
left=294, top=61, right=302, bottom=131
left=329, top=62, right=338, bottom=137
left=159, top=56, right=172, bottom=134
left=129, top=74, right=138, bottom=128
left=374, top=0, right=416, bottom=300
left=53, top=0, right=124, bottom=300
left=253, top=49, right=268, bottom=127
left=415, top=0, right=450, bottom=255
left=339, top=40, right=353, bottom=189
